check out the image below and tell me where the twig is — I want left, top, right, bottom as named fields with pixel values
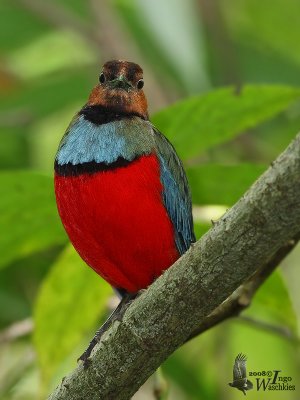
left=238, top=315, right=300, bottom=344
left=0, top=318, right=33, bottom=343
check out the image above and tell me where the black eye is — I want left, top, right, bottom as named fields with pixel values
left=99, top=72, right=105, bottom=84
left=137, top=79, right=144, bottom=89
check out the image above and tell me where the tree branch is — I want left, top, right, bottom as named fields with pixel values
left=238, top=315, right=300, bottom=343
left=0, top=318, right=33, bottom=343
left=49, top=133, right=300, bottom=400
left=187, top=233, right=299, bottom=340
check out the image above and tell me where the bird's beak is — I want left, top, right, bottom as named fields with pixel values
left=108, top=75, right=133, bottom=91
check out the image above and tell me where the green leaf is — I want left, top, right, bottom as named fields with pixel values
left=152, top=85, right=300, bottom=159
left=224, top=0, right=300, bottom=68
left=34, top=245, right=112, bottom=386
left=0, top=171, right=67, bottom=268
left=187, top=163, right=266, bottom=205
left=246, top=270, right=298, bottom=334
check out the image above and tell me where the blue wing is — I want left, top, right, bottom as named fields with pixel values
left=153, top=127, right=195, bottom=255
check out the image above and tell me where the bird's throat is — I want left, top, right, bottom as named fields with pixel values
left=79, top=104, right=146, bottom=126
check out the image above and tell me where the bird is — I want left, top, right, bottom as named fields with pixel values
left=54, top=60, right=195, bottom=366
left=228, top=353, right=253, bottom=395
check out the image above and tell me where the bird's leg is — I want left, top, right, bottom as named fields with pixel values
left=78, top=292, right=137, bottom=368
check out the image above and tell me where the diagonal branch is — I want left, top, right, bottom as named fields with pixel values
left=187, top=233, right=300, bottom=340
left=49, top=133, right=300, bottom=400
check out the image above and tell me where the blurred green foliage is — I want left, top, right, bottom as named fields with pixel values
left=34, top=245, right=112, bottom=388
left=0, top=0, right=299, bottom=399
left=0, top=171, right=66, bottom=268
left=152, top=85, right=300, bottom=159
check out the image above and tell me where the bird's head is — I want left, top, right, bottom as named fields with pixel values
left=88, top=60, right=148, bottom=119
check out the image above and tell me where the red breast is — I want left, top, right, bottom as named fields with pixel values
left=54, top=154, right=180, bottom=292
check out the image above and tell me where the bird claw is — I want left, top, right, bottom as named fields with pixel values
left=77, top=352, right=92, bottom=369
left=77, top=293, right=137, bottom=370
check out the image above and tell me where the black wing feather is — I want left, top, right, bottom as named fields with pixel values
left=233, top=353, right=248, bottom=381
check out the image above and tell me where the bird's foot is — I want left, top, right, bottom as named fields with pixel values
left=77, top=353, right=92, bottom=369
left=78, top=292, right=137, bottom=369
left=77, top=337, right=99, bottom=369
